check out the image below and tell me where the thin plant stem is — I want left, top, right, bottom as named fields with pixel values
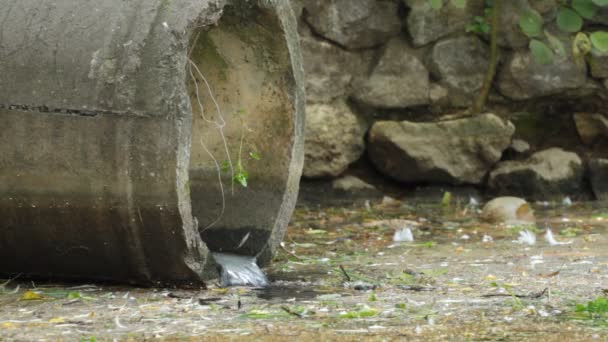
left=471, top=0, right=500, bottom=114
left=188, top=58, right=235, bottom=193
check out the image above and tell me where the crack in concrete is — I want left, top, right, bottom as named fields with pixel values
left=0, top=103, right=153, bottom=118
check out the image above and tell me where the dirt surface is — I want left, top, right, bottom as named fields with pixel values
left=1, top=197, right=608, bottom=341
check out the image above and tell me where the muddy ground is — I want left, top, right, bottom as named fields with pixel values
left=1, top=196, right=608, bottom=341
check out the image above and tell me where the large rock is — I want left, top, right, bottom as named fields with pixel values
left=353, top=38, right=430, bottom=108
left=303, top=101, right=366, bottom=178
left=300, top=35, right=363, bottom=103
left=303, top=0, right=401, bottom=49
left=497, top=50, right=588, bottom=100
left=488, top=148, right=584, bottom=198
left=589, top=158, right=608, bottom=201
left=404, top=0, right=484, bottom=47
left=573, top=113, right=608, bottom=145
left=368, top=113, right=515, bottom=185
left=428, top=35, right=490, bottom=106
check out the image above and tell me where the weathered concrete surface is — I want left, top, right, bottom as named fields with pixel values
left=0, top=0, right=304, bottom=285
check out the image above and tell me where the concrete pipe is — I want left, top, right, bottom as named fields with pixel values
left=0, top=0, right=304, bottom=286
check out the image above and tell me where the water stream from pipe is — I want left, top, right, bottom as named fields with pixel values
left=212, top=253, right=269, bottom=287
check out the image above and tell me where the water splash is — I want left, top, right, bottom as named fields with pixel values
left=212, top=253, right=269, bottom=288
left=393, top=227, right=414, bottom=242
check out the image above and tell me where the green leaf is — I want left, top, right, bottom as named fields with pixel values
left=557, top=8, right=583, bottom=33
left=592, top=0, right=608, bottom=6
left=466, top=16, right=490, bottom=34
left=450, top=0, right=466, bottom=9
left=21, top=290, right=43, bottom=301
left=67, top=292, right=82, bottom=300
left=339, top=308, right=377, bottom=319
left=249, top=151, right=261, bottom=160
left=429, top=0, right=443, bottom=10
left=440, top=191, right=452, bottom=207
left=234, top=173, right=248, bottom=187
left=573, top=0, right=598, bottom=19
left=590, top=31, right=608, bottom=53
left=544, top=30, right=566, bottom=57
left=529, top=39, right=555, bottom=65
left=518, top=10, right=543, bottom=38
left=221, top=160, right=230, bottom=173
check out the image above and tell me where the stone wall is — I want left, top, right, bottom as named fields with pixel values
left=294, top=0, right=608, bottom=200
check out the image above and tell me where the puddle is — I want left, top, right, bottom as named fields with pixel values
left=212, top=253, right=268, bottom=287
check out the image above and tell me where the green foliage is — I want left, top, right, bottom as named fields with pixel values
left=221, top=160, right=230, bottom=173
left=590, top=31, right=608, bottom=53
left=466, top=15, right=491, bottom=34
left=545, top=30, right=567, bottom=57
left=529, top=39, right=555, bottom=64
left=339, top=308, right=377, bottom=319
left=560, top=227, right=582, bottom=237
left=572, top=297, right=608, bottom=324
left=67, top=292, right=83, bottom=300
left=516, top=0, right=608, bottom=64
left=249, top=151, right=261, bottom=160
left=573, top=0, right=598, bottom=19
left=234, top=162, right=249, bottom=188
left=593, top=0, right=608, bottom=6
left=518, top=10, right=543, bottom=37
left=557, top=8, right=583, bottom=33
left=221, top=109, right=261, bottom=189
left=440, top=191, right=452, bottom=208
left=576, top=297, right=608, bottom=314
left=426, top=0, right=608, bottom=112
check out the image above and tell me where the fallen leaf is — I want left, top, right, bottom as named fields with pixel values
left=21, top=290, right=43, bottom=301
left=538, top=271, right=560, bottom=278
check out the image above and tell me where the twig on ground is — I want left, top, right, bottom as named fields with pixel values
left=482, top=288, right=548, bottom=299
left=339, top=265, right=352, bottom=282
left=281, top=306, right=303, bottom=318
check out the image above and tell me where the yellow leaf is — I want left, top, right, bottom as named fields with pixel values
left=21, top=290, right=43, bottom=300
left=485, top=275, right=497, bottom=281
left=49, top=317, right=65, bottom=324
left=1, top=322, right=16, bottom=329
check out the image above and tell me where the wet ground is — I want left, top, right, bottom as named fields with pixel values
left=1, top=197, right=608, bottom=341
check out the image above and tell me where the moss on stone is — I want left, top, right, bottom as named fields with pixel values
left=190, top=31, right=229, bottom=80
